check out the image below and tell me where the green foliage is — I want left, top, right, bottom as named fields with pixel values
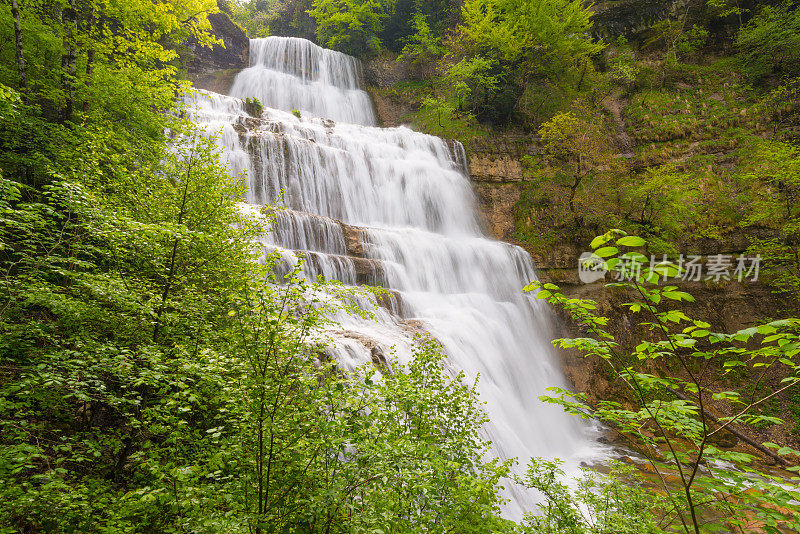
left=221, top=264, right=515, bottom=531
left=512, top=100, right=628, bottom=254
left=537, top=103, right=620, bottom=225
left=706, top=0, right=748, bottom=27
left=397, top=11, right=444, bottom=65
left=446, top=56, right=500, bottom=115
left=414, top=94, right=490, bottom=144
left=229, top=0, right=320, bottom=40
left=231, top=0, right=283, bottom=37
left=458, top=0, right=603, bottom=70
left=608, top=37, right=641, bottom=87
left=0, top=126, right=257, bottom=530
left=0, top=124, right=512, bottom=532
left=5, top=0, right=800, bottom=531
left=0, top=0, right=219, bottom=121
left=308, top=0, right=391, bottom=56
left=245, top=96, right=264, bottom=116
left=452, top=0, right=604, bottom=124
left=0, top=0, right=522, bottom=530
left=736, top=1, right=800, bottom=79
left=625, top=164, right=704, bottom=243
left=739, top=138, right=800, bottom=297
left=647, top=21, right=708, bottom=63
left=527, top=232, right=800, bottom=533
left=518, top=460, right=668, bottom=534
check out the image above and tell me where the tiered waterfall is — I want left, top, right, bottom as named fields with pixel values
left=188, top=36, right=597, bottom=517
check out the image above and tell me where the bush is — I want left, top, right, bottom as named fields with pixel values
left=308, top=0, right=389, bottom=56
left=736, top=1, right=800, bottom=78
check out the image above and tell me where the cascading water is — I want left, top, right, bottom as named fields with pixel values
left=189, top=36, right=599, bottom=518
left=230, top=37, right=375, bottom=125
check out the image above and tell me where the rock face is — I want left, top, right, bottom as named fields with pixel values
left=361, top=56, right=419, bottom=127
left=363, top=55, right=410, bottom=88
left=468, top=138, right=538, bottom=243
left=187, top=12, right=249, bottom=93
left=590, top=0, right=696, bottom=39
left=464, top=127, right=800, bottom=451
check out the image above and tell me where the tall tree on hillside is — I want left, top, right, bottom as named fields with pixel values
left=308, top=0, right=392, bottom=55
left=736, top=1, right=800, bottom=78
left=60, top=0, right=78, bottom=122
left=538, top=104, right=619, bottom=227
left=451, top=0, right=604, bottom=124
left=10, top=0, right=26, bottom=89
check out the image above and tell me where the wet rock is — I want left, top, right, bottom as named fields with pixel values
left=191, top=68, right=240, bottom=95
left=371, top=346, right=389, bottom=371
left=351, top=257, right=385, bottom=286
left=708, top=429, right=738, bottom=449
left=340, top=223, right=366, bottom=257
left=363, top=55, right=410, bottom=88
left=376, top=290, right=409, bottom=318
left=470, top=153, right=526, bottom=183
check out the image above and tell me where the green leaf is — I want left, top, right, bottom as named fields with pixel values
left=590, top=235, right=611, bottom=249
left=595, top=246, right=619, bottom=258
left=616, top=236, right=646, bottom=247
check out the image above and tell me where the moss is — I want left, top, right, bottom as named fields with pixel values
left=244, top=97, right=263, bottom=117
left=788, top=389, right=800, bottom=438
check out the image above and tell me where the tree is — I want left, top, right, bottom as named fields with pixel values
left=740, top=139, right=800, bottom=298
left=230, top=0, right=283, bottom=37
left=308, top=0, right=390, bottom=56
left=518, top=459, right=668, bottom=534
left=398, top=11, right=444, bottom=66
left=9, top=0, right=25, bottom=89
left=538, top=106, right=619, bottom=225
left=736, top=1, right=800, bottom=78
left=706, top=0, right=748, bottom=30
left=528, top=231, right=800, bottom=534
left=446, top=56, right=499, bottom=115
left=451, top=0, right=604, bottom=123
left=624, top=164, right=705, bottom=250
left=0, top=0, right=524, bottom=531
left=221, top=262, right=512, bottom=532
left=458, top=0, right=602, bottom=71
left=646, top=20, right=708, bottom=65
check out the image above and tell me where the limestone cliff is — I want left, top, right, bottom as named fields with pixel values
left=187, top=11, right=250, bottom=94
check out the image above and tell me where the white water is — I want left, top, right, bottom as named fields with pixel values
left=189, top=37, right=598, bottom=518
left=230, top=37, right=376, bottom=125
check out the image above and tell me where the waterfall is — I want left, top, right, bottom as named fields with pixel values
left=230, top=37, right=376, bottom=125
left=189, top=37, right=599, bottom=518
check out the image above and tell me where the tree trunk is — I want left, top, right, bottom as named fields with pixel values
left=577, top=61, right=587, bottom=91
left=83, top=5, right=96, bottom=112
left=152, top=161, right=192, bottom=343
left=61, top=0, right=78, bottom=122
left=11, top=0, right=26, bottom=89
